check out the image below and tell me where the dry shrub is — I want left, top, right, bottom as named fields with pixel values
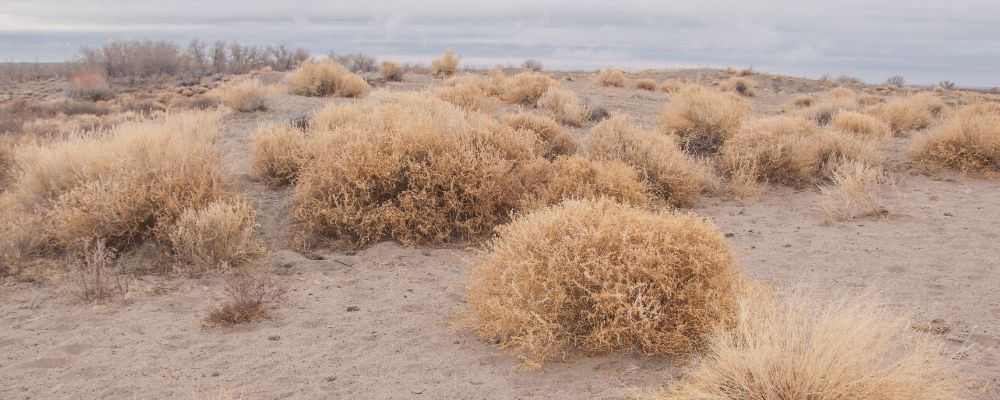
left=285, top=59, right=369, bottom=98
left=431, top=49, right=461, bottom=78
left=910, top=103, right=1000, bottom=173
left=721, top=77, right=756, bottom=97
left=67, top=72, right=114, bottom=101
left=308, top=103, right=364, bottom=132
left=858, top=94, right=884, bottom=107
left=656, top=289, right=963, bottom=400
left=434, top=75, right=498, bottom=112
left=522, top=59, right=543, bottom=72
left=0, top=111, right=227, bottom=257
left=597, top=68, right=626, bottom=87
left=69, top=238, right=130, bottom=302
left=798, top=88, right=858, bottom=125
left=250, top=123, right=307, bottom=187
left=587, top=115, right=712, bottom=206
left=516, top=156, right=652, bottom=210
left=466, top=198, right=740, bottom=369
left=635, top=79, right=657, bottom=91
left=169, top=199, right=262, bottom=271
left=208, top=268, right=286, bottom=325
left=720, top=116, right=876, bottom=193
left=831, top=111, right=891, bottom=138
left=537, top=87, right=590, bottom=127
left=291, top=93, right=538, bottom=247
left=499, top=72, right=557, bottom=106
left=501, top=113, right=577, bottom=159
left=658, top=88, right=748, bottom=154
left=868, top=93, right=947, bottom=136
left=660, top=79, right=683, bottom=93
left=219, top=78, right=266, bottom=112
left=792, top=95, right=814, bottom=107
left=379, top=61, right=404, bottom=81
left=819, top=161, right=888, bottom=221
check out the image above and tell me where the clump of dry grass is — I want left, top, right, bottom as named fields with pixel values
left=537, top=87, right=590, bottom=127
left=597, top=68, right=626, bottom=87
left=819, top=161, right=888, bottom=221
left=431, top=49, right=461, bottom=78
left=0, top=111, right=228, bottom=257
left=378, top=61, right=404, bottom=81
left=721, top=77, right=756, bottom=97
left=792, top=95, right=815, bottom=107
left=587, top=115, right=712, bottom=206
left=499, top=72, right=557, bottom=106
left=659, top=79, right=684, bottom=93
left=720, top=116, right=877, bottom=195
left=516, top=156, right=652, bottom=210
left=291, top=93, right=539, bottom=247
left=658, top=88, right=748, bottom=154
left=635, top=79, right=657, bottom=91
left=208, top=268, right=286, bottom=325
left=910, top=103, right=1000, bottom=173
left=285, top=59, right=369, bottom=98
left=67, top=72, right=114, bottom=101
left=250, top=123, right=307, bottom=187
left=867, top=93, right=947, bottom=136
left=466, top=198, right=740, bottom=369
left=831, top=111, right=891, bottom=138
left=69, top=238, right=130, bottom=302
left=501, top=113, right=577, bottom=159
left=654, top=289, right=964, bottom=400
left=168, top=199, right=263, bottom=272
left=434, top=74, right=499, bottom=112
left=798, top=88, right=858, bottom=125
left=219, top=78, right=266, bottom=112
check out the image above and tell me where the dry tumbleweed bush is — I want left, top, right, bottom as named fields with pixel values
left=499, top=72, right=558, bottom=106
left=515, top=156, right=652, bottom=211
left=208, top=268, right=286, bottom=325
left=466, top=198, right=740, bottom=369
left=654, top=289, right=964, bottom=400
left=378, top=61, right=404, bottom=81
left=537, top=87, right=590, bottom=126
left=720, top=77, right=756, bottom=97
left=910, top=103, right=1000, bottom=173
left=658, top=88, right=747, bottom=154
left=586, top=114, right=712, bottom=206
left=431, top=49, right=460, bottom=78
left=819, top=161, right=888, bottom=221
left=866, top=93, right=946, bottom=136
left=285, top=59, right=369, bottom=98
left=70, top=238, right=130, bottom=302
left=831, top=110, right=891, bottom=138
left=634, top=79, right=657, bottom=91
left=597, top=68, right=626, bottom=87
left=219, top=77, right=266, bottom=112
left=250, top=123, right=307, bottom=187
left=501, top=113, right=577, bottom=159
left=169, top=198, right=263, bottom=272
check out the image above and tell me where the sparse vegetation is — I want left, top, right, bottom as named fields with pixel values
left=219, top=77, right=266, bottom=112
left=537, top=87, right=590, bottom=126
left=886, top=75, right=906, bottom=87
left=521, top=59, right=543, bottom=72
left=431, top=49, right=461, bottom=78
left=168, top=199, right=263, bottom=272
left=867, top=93, right=946, bottom=136
left=466, top=198, right=740, bottom=369
left=910, top=103, right=1000, bottom=173
left=721, top=77, right=756, bottom=97
left=597, top=68, right=626, bottom=87
left=208, top=268, right=286, bottom=325
left=658, top=88, right=748, bottom=154
left=819, top=161, right=888, bottom=221
left=379, top=61, right=404, bottom=81
left=69, top=238, right=130, bottom=302
left=250, top=123, right=307, bottom=187
left=659, top=79, right=683, bottom=93
left=66, top=72, right=114, bottom=101
left=329, top=52, right=378, bottom=73
left=634, top=79, right=657, bottom=91
left=285, top=59, right=369, bottom=98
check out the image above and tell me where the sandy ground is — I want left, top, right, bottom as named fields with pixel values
left=1, top=70, right=999, bottom=399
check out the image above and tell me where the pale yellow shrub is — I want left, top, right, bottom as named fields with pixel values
left=655, top=289, right=963, bottom=400
left=501, top=113, right=577, bottom=159
left=634, top=78, right=657, bottom=91
left=868, top=93, right=947, bottom=136
left=434, top=74, right=498, bottom=112
left=721, top=77, right=756, bottom=97
left=831, top=111, right=891, bottom=138
left=819, top=161, right=887, bottom=221
left=597, top=68, right=626, bottom=87
left=466, top=198, right=740, bottom=369
left=219, top=78, right=266, bottom=112
left=658, top=88, right=748, bottom=154
left=378, top=61, right=404, bottom=81
left=536, top=87, right=590, bottom=127
left=587, top=115, right=712, bottom=206
left=660, top=79, right=684, bottom=93
left=250, top=123, right=307, bottom=187
left=499, top=72, right=557, bottom=106
left=431, top=49, right=460, bottom=78
left=169, top=198, right=263, bottom=271
left=285, top=59, right=369, bottom=98
left=516, top=156, right=652, bottom=210
left=910, top=103, right=1000, bottom=172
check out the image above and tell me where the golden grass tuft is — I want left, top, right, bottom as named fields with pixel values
left=431, top=49, right=461, bottom=78
left=378, top=60, right=404, bottom=81
left=597, top=68, right=626, bottom=87
left=792, top=95, right=814, bottom=107
left=466, top=198, right=740, bottom=369
left=0, top=111, right=228, bottom=257
left=208, top=268, right=286, bottom=325
left=819, top=161, right=888, bottom=221
left=168, top=199, right=263, bottom=272
left=219, top=78, right=266, bottom=112
left=536, top=87, right=590, bottom=127
left=654, top=289, right=964, bottom=400
left=516, top=156, right=652, bottom=210
left=634, top=79, right=657, bottom=91
left=798, top=88, right=858, bottom=125
left=831, top=111, right=891, bottom=138
left=434, top=74, right=499, bottom=112
left=658, top=88, right=748, bottom=154
left=721, top=77, right=756, bottom=97
left=910, top=103, right=1000, bottom=173
left=501, top=113, right=577, bottom=159
left=285, top=59, right=369, bottom=98
left=499, top=72, right=558, bottom=106
left=587, top=115, right=712, bottom=206
left=250, top=123, right=307, bottom=187
left=659, top=79, right=684, bottom=93
left=867, top=93, right=947, bottom=136
left=291, top=93, right=539, bottom=247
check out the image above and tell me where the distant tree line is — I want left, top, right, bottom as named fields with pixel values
left=77, top=39, right=311, bottom=78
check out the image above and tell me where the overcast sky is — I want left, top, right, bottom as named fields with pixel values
left=1, top=0, right=998, bottom=86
